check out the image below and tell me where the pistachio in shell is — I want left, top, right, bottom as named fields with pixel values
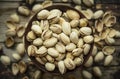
left=17, top=26, right=25, bottom=38
left=12, top=63, right=19, bottom=75
left=45, top=63, right=55, bottom=71
left=0, top=55, right=11, bottom=65
left=19, top=61, right=27, bottom=74
left=18, top=6, right=30, bottom=16
left=10, top=13, right=20, bottom=23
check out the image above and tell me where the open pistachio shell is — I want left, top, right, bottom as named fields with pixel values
left=5, top=36, right=15, bottom=47
left=95, top=20, right=104, bottom=32
left=104, top=16, right=116, bottom=27
left=81, top=9, right=93, bottom=20
left=102, top=46, right=115, bottom=55
left=19, top=61, right=27, bottom=74
left=12, top=63, right=19, bottom=75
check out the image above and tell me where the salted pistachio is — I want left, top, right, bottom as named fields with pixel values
left=33, top=38, right=43, bottom=46
left=45, top=63, right=55, bottom=71
left=26, top=31, right=36, bottom=42
left=95, top=20, right=104, bottom=32
left=43, top=37, right=57, bottom=47
left=56, top=53, right=65, bottom=61
left=6, top=21, right=17, bottom=30
left=41, top=29, right=52, bottom=40
left=70, top=19, right=79, bottom=28
left=83, top=35, right=94, bottom=43
left=81, top=9, right=93, bottom=20
left=64, top=58, right=76, bottom=70
left=102, top=46, right=115, bottom=55
left=27, top=45, right=37, bottom=56
left=93, top=67, right=102, bottom=77
left=70, top=32, right=79, bottom=44
left=104, top=16, right=116, bottom=27
left=72, top=48, right=83, bottom=56
left=12, top=63, right=19, bottom=75
left=6, top=29, right=16, bottom=37
left=41, top=20, right=49, bottom=30
left=37, top=9, right=49, bottom=19
left=66, top=53, right=74, bottom=60
left=104, top=55, right=113, bottom=66
left=108, top=29, right=117, bottom=38
left=33, top=70, right=41, bottom=79
left=58, top=61, right=66, bottom=74
left=79, top=18, right=88, bottom=27
left=72, top=0, right=81, bottom=4
left=35, top=46, right=47, bottom=57
left=83, top=44, right=91, bottom=55
left=82, top=70, right=92, bottom=79
left=77, top=38, right=84, bottom=48
left=58, top=17, right=66, bottom=25
left=115, top=31, right=120, bottom=38
left=0, top=55, right=11, bottom=65
left=50, top=24, right=62, bottom=34
left=72, top=29, right=80, bottom=37
left=5, top=36, right=14, bottom=47
left=47, top=48, right=59, bottom=58
left=79, top=27, right=92, bottom=35
left=60, top=33, right=70, bottom=45
left=101, top=28, right=110, bottom=39
left=93, top=10, right=104, bottom=19
left=55, top=42, right=66, bottom=53
left=12, top=53, right=21, bottom=61
left=36, top=57, right=45, bottom=65
left=94, top=51, right=104, bottom=62
left=26, top=0, right=35, bottom=5
left=84, top=56, right=93, bottom=67
left=105, top=36, right=115, bottom=45
left=66, top=43, right=76, bottom=52
left=46, top=55, right=54, bottom=63
left=52, top=33, right=60, bottom=40
left=42, top=0, right=53, bottom=8
left=62, top=22, right=71, bottom=35
left=32, top=4, right=43, bottom=13
left=19, top=61, right=27, bottom=74
left=31, top=25, right=42, bottom=35
left=94, top=35, right=101, bottom=42
left=10, top=13, right=20, bottom=23
left=74, top=57, right=83, bottom=66
left=49, top=16, right=60, bottom=24
left=91, top=45, right=97, bottom=56
left=18, top=6, right=30, bottom=16
left=66, top=9, right=80, bottom=20
left=16, top=43, right=25, bottom=56
left=17, top=26, right=25, bottom=37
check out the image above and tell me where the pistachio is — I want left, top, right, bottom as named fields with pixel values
left=74, top=5, right=82, bottom=12
left=12, top=63, right=19, bottom=75
left=10, top=13, right=20, bottom=23
left=72, top=48, right=83, bottom=56
left=55, top=42, right=66, bottom=53
left=19, top=61, right=27, bottom=74
left=104, top=16, right=116, bottom=27
left=37, top=10, right=49, bottom=19
left=104, top=55, right=113, bottom=66
left=17, top=26, right=25, bottom=37
left=83, top=35, right=94, bottom=43
left=72, top=29, right=80, bottom=37
left=33, top=70, right=41, bottom=79
left=70, top=32, right=79, bottom=44
left=105, top=36, right=115, bottom=45
left=95, top=20, right=104, bottom=32
left=50, top=24, right=62, bottom=34
left=81, top=9, right=93, bottom=20
left=45, top=63, right=55, bottom=71
left=62, top=22, right=71, bottom=35
left=79, top=18, right=88, bottom=27
left=41, top=29, right=52, bottom=40
left=70, top=19, right=79, bottom=28
left=36, top=57, right=45, bottom=65
left=33, top=38, right=43, bottom=46
left=32, top=4, right=43, bottom=13
left=26, top=31, right=36, bottom=42
left=18, top=6, right=30, bottom=16
left=79, top=27, right=92, bottom=35
left=0, top=55, right=11, bottom=65
left=83, top=44, right=91, bottom=55
left=5, top=36, right=14, bottom=47
left=115, top=31, right=120, bottom=38
left=56, top=54, right=65, bottom=61
left=16, top=43, right=25, bottom=56
left=108, top=29, right=117, bottom=38
left=66, top=53, right=74, bottom=60
left=93, top=10, right=104, bottom=19
left=43, top=37, right=57, bottom=47
left=31, top=25, right=42, bottom=35
left=6, top=29, right=16, bottom=37
left=94, top=51, right=104, bottom=62
left=36, top=46, right=47, bottom=57
left=66, top=43, right=76, bottom=52
left=47, top=48, right=59, bottom=58
left=74, top=57, right=83, bottom=66
left=93, top=67, right=102, bottom=77
left=46, top=55, right=54, bottom=63
left=6, top=21, right=17, bottom=30
left=27, top=45, right=37, bottom=56
left=58, top=61, right=66, bottom=74
left=102, top=46, right=115, bottom=55
left=12, top=53, right=21, bottom=61
left=84, top=56, right=93, bottom=67
left=77, top=38, right=84, bottom=48
left=72, top=0, right=81, bottom=5
left=42, top=0, right=53, bottom=8
left=82, top=70, right=92, bottom=79
left=91, top=45, right=97, bottom=56
left=60, top=33, right=70, bottom=45
left=64, top=58, right=76, bottom=70
left=101, top=28, right=110, bottom=39
left=83, top=0, right=94, bottom=7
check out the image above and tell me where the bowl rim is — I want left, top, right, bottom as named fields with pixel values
left=24, top=3, right=94, bottom=75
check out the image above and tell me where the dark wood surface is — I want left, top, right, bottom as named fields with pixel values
left=0, top=0, right=120, bottom=79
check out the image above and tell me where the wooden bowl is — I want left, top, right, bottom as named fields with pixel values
left=24, top=4, right=94, bottom=75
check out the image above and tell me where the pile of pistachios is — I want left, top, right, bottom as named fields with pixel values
left=0, top=0, right=120, bottom=79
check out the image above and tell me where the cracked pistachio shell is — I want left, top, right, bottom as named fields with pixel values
left=50, top=24, right=62, bottom=34
left=72, top=48, right=83, bottom=56
left=0, top=55, right=11, bottom=65
left=18, top=6, right=30, bottom=16
left=81, top=9, right=93, bottom=20
left=108, top=29, right=117, bottom=38
left=12, top=63, right=19, bottom=75
left=60, top=33, right=70, bottom=45
left=19, top=61, right=27, bottom=74
left=93, top=67, right=102, bottom=77
left=47, top=48, right=59, bottom=58
left=79, top=18, right=88, bottom=27
left=70, top=32, right=79, bottom=44
left=45, top=63, right=55, bottom=71
left=82, top=70, right=92, bottom=79
left=66, top=9, right=80, bottom=20
left=58, top=61, right=66, bottom=74
left=10, top=13, right=20, bottom=23
left=6, top=29, right=16, bottom=37
left=32, top=4, right=43, bottom=13
left=79, top=27, right=92, bottom=35
left=64, top=58, right=76, bottom=70
left=70, top=19, right=79, bottom=28
left=62, top=22, right=71, bottom=35
left=104, top=55, right=113, bottom=66
left=83, top=44, right=91, bottom=55
left=93, top=10, right=104, bottom=19
left=33, top=38, right=43, bottom=46
left=104, top=16, right=116, bottom=27
left=77, top=38, right=84, bottom=48
left=26, top=31, right=36, bottom=42
left=56, top=53, right=65, bottom=61
left=102, top=46, right=115, bottom=55
left=74, top=57, right=83, bottom=66
left=5, top=36, right=15, bottom=47
left=84, top=56, right=93, bottom=67
left=27, top=45, right=37, bottom=56
left=95, top=20, right=104, bottom=32
left=101, top=28, right=110, bottom=39
left=43, top=37, right=57, bottom=47
left=17, top=26, right=25, bottom=37
left=66, top=43, right=76, bottom=52
left=105, top=36, right=115, bottom=45
left=12, top=53, right=21, bottom=61
left=83, top=35, right=94, bottom=43
left=83, top=0, right=94, bottom=7
left=55, top=42, right=66, bottom=53
left=35, top=46, right=47, bottom=57
left=94, top=51, right=104, bottom=62
left=52, top=33, right=60, bottom=40
left=6, top=21, right=17, bottom=30
left=41, top=29, right=52, bottom=40
left=37, top=10, right=49, bottom=19
left=46, top=55, right=54, bottom=63
left=16, top=43, right=25, bottom=56
left=31, top=25, right=42, bottom=35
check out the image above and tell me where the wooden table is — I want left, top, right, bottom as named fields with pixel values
left=0, top=0, right=120, bottom=79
